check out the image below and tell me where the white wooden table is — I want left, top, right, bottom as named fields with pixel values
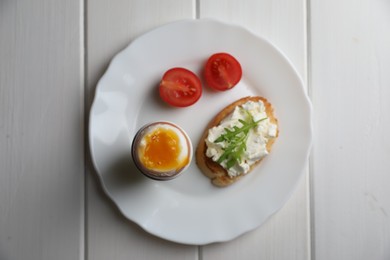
left=1, top=0, right=389, bottom=259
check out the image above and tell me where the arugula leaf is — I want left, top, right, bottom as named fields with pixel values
left=215, top=111, right=267, bottom=169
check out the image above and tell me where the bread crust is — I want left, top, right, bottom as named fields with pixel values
left=195, top=96, right=279, bottom=187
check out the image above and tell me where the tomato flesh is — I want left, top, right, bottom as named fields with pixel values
left=204, top=53, right=242, bottom=91
left=159, top=67, right=202, bottom=107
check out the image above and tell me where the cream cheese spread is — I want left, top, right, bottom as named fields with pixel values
left=205, top=100, right=277, bottom=178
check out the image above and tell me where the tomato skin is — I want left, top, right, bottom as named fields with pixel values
left=159, top=67, right=202, bottom=107
left=204, top=53, right=242, bottom=91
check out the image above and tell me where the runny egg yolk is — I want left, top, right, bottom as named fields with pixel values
left=139, top=128, right=188, bottom=172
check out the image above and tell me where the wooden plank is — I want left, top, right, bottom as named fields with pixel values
left=310, top=0, right=390, bottom=259
left=0, top=0, right=84, bottom=260
left=85, top=1, right=198, bottom=259
left=199, top=0, right=310, bottom=259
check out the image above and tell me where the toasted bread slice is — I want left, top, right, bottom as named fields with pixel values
left=196, top=96, right=279, bottom=187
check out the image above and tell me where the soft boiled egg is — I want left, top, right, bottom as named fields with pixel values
left=131, top=122, right=192, bottom=180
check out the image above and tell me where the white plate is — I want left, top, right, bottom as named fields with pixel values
left=89, top=19, right=312, bottom=245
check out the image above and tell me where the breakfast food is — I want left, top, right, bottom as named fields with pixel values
left=196, top=96, right=278, bottom=187
left=158, top=53, right=241, bottom=108
left=132, top=122, right=192, bottom=180
left=159, top=67, right=202, bottom=107
left=204, top=53, right=242, bottom=91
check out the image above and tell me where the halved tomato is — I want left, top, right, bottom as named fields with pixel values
left=204, top=53, right=242, bottom=91
left=159, top=67, right=202, bottom=107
